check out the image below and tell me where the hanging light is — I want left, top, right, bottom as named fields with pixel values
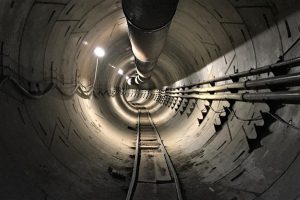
left=94, top=47, right=105, bottom=57
left=118, top=69, right=124, bottom=75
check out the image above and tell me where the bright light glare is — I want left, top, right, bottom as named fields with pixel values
left=118, top=69, right=124, bottom=75
left=94, top=47, right=105, bottom=57
left=83, top=41, right=88, bottom=45
left=108, top=64, right=116, bottom=68
left=126, top=76, right=129, bottom=80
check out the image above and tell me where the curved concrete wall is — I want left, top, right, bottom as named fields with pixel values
left=0, top=0, right=300, bottom=200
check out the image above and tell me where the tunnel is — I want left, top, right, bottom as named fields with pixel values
left=1, top=0, right=300, bottom=199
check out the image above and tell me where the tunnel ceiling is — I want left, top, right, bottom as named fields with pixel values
left=1, top=0, right=300, bottom=200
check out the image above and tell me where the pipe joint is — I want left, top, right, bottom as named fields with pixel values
left=123, top=0, right=179, bottom=85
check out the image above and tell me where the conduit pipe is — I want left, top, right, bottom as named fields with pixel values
left=167, top=90, right=300, bottom=103
left=122, top=0, right=179, bottom=86
left=166, top=72, right=300, bottom=94
left=167, top=57, right=300, bottom=90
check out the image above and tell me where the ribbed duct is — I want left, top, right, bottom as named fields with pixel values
left=122, top=0, right=179, bottom=86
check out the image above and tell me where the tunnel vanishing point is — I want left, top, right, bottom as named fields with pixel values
left=1, top=0, right=300, bottom=199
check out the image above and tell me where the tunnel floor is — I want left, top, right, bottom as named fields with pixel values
left=126, top=106, right=182, bottom=200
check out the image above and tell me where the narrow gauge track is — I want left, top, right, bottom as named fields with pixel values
left=126, top=107, right=183, bottom=200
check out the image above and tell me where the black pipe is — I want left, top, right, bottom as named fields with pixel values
left=167, top=72, right=300, bottom=94
left=167, top=57, right=300, bottom=90
left=166, top=90, right=300, bottom=103
left=123, top=0, right=179, bottom=85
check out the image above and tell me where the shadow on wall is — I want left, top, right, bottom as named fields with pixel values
left=160, top=0, right=300, bottom=87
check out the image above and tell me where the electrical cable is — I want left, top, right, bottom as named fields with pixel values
left=266, top=112, right=300, bottom=132
left=207, top=104, right=226, bottom=114
left=226, top=107, right=263, bottom=122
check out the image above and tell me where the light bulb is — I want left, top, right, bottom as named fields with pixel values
left=94, top=47, right=105, bottom=57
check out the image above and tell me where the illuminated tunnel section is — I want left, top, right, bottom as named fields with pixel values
left=0, top=0, right=300, bottom=200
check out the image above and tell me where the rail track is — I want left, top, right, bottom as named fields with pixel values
left=126, top=107, right=183, bottom=200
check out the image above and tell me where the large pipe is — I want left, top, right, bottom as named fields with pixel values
left=122, top=0, right=179, bottom=86
left=167, top=57, right=300, bottom=90
left=165, top=90, right=300, bottom=103
left=166, top=72, right=300, bottom=94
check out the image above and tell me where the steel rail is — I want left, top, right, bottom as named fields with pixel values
left=148, top=112, right=183, bottom=200
left=126, top=110, right=141, bottom=200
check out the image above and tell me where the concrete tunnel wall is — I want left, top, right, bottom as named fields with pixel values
left=0, top=0, right=300, bottom=200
